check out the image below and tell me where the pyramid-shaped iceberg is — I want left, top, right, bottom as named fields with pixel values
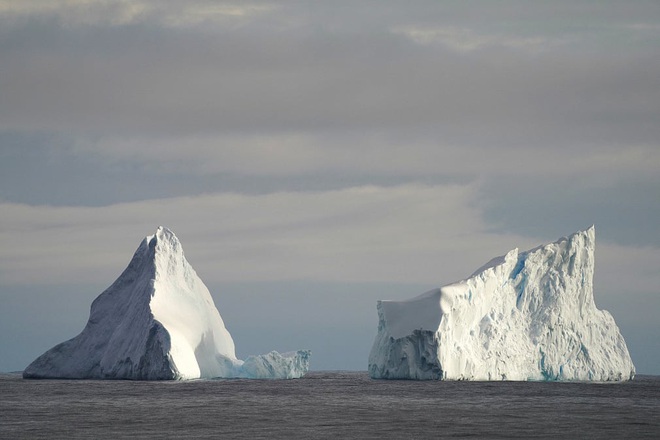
left=24, top=227, right=310, bottom=380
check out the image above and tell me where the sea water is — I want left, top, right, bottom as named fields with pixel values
left=1, top=372, right=659, bottom=439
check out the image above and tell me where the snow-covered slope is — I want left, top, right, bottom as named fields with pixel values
left=368, top=227, right=635, bottom=381
left=23, top=227, right=310, bottom=380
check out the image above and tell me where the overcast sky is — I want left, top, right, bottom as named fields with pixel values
left=1, top=0, right=659, bottom=374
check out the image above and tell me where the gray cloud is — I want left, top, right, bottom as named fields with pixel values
left=0, top=184, right=500, bottom=285
left=0, top=0, right=278, bottom=29
left=481, top=176, right=660, bottom=247
left=1, top=1, right=658, bottom=147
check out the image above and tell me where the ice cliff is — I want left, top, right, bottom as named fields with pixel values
left=368, top=227, right=635, bottom=381
left=23, top=227, right=310, bottom=380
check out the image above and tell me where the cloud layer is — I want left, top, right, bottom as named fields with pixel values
left=2, top=183, right=657, bottom=298
left=0, top=184, right=497, bottom=285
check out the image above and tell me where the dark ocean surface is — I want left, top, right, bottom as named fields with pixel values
left=1, top=371, right=659, bottom=439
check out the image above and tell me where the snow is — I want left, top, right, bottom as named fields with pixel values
left=23, top=227, right=310, bottom=380
left=368, top=227, right=636, bottom=381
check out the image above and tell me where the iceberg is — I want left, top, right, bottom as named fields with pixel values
left=368, top=227, right=635, bottom=381
left=23, top=227, right=310, bottom=380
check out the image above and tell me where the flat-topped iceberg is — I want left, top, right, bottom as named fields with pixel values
left=24, top=227, right=310, bottom=380
left=369, top=227, right=635, bottom=381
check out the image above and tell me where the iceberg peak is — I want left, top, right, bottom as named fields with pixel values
left=142, top=226, right=183, bottom=260
left=369, top=226, right=635, bottom=381
left=151, top=225, right=176, bottom=243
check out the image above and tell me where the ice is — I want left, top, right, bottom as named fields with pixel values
left=368, top=227, right=635, bottom=381
left=23, top=227, right=310, bottom=380
left=238, top=351, right=312, bottom=379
